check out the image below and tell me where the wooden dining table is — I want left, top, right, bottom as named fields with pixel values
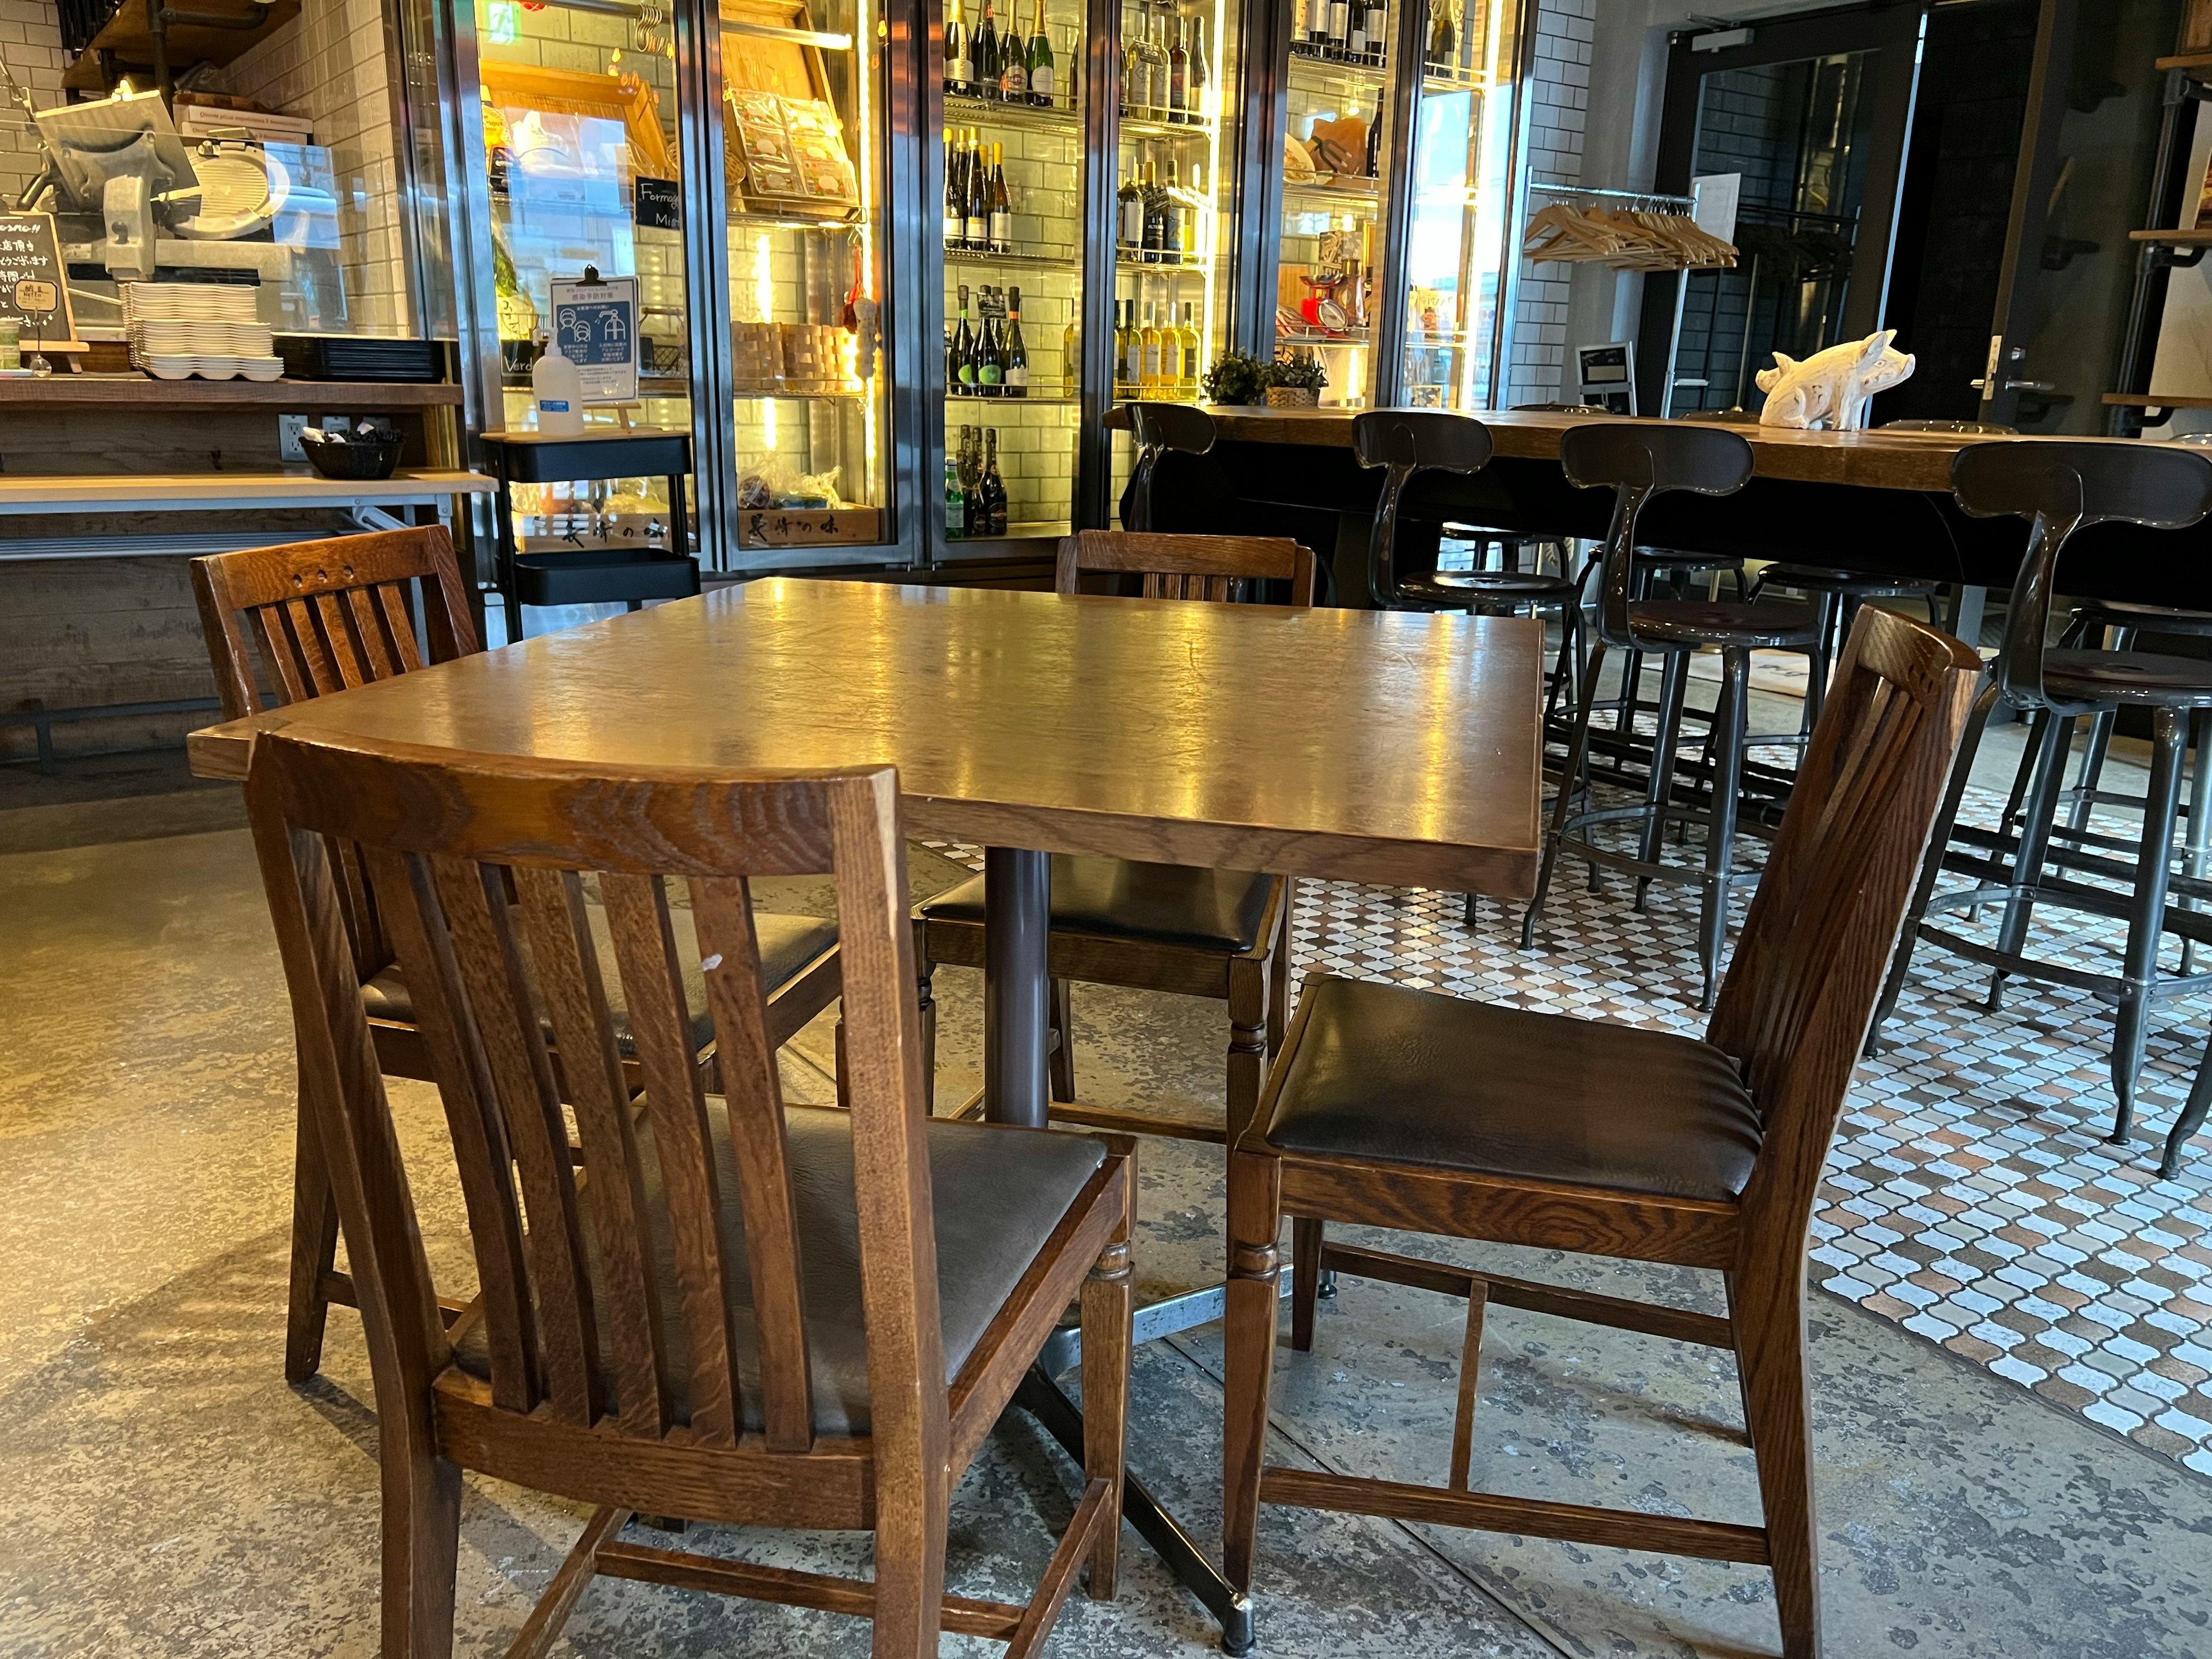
left=188, top=576, right=1546, bottom=1648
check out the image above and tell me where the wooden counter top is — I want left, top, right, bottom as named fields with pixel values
left=0, top=378, right=463, bottom=410
left=1136, top=406, right=2122, bottom=494
left=0, top=469, right=494, bottom=516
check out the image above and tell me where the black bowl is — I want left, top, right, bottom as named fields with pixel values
left=299, top=431, right=403, bottom=482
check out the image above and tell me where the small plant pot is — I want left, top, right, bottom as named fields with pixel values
left=1265, top=386, right=1320, bottom=408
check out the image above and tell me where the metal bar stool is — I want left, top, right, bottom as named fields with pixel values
left=1125, top=402, right=1218, bottom=533
left=1518, top=422, right=1821, bottom=1008
left=1868, top=441, right=2212, bottom=1150
left=1749, top=564, right=1942, bottom=745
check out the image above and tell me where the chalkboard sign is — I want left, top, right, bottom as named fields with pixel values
left=0, top=214, right=81, bottom=350
left=635, top=176, right=680, bottom=232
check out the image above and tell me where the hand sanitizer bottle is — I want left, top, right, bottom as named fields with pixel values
left=532, top=338, right=585, bottom=436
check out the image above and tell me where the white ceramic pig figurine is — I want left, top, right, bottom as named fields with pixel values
left=1755, top=330, right=1915, bottom=431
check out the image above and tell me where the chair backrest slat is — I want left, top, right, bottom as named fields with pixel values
left=599, top=870, right=748, bottom=1447
left=693, top=875, right=815, bottom=1453
left=1707, top=607, right=1980, bottom=1238
left=513, top=865, right=673, bottom=1437
left=1056, top=530, right=1318, bottom=607
left=249, top=738, right=915, bottom=1459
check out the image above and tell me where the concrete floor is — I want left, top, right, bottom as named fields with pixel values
left=5, top=770, right=2212, bottom=1657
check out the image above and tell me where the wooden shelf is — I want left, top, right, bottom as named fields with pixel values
left=2157, top=51, right=2212, bottom=84
left=2103, top=393, right=2212, bottom=410
left=2130, top=228, right=2212, bottom=245
left=0, top=377, right=461, bottom=409
left=63, top=0, right=301, bottom=92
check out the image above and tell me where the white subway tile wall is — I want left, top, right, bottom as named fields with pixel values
left=1506, top=0, right=1590, bottom=407
left=0, top=4, right=67, bottom=210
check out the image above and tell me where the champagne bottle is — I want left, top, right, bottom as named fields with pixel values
left=1028, top=0, right=1055, bottom=106
left=999, top=7, right=1028, bottom=98
left=976, top=0, right=999, bottom=99
left=944, top=130, right=964, bottom=247
left=1005, top=284, right=1029, bottom=396
left=944, top=446, right=965, bottom=537
left=979, top=287, right=1004, bottom=394
left=964, top=132, right=988, bottom=247
left=1167, top=12, right=1188, bottom=122
left=983, top=429, right=1008, bottom=535
left=953, top=285, right=977, bottom=394
left=948, top=0, right=971, bottom=93
left=1178, top=301, right=1200, bottom=400
left=988, top=141, right=1013, bottom=252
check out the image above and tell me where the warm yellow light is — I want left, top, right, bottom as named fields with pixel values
left=754, top=232, right=777, bottom=450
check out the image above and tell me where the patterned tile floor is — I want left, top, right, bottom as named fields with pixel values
left=931, top=765, right=2212, bottom=1483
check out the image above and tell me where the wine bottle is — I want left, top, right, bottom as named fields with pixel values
left=944, top=447, right=965, bottom=537
left=1141, top=159, right=1165, bottom=264
left=1366, top=0, right=1387, bottom=65
left=1162, top=157, right=1185, bottom=263
left=1028, top=0, right=1055, bottom=105
left=948, top=0, right=971, bottom=93
left=978, top=289, right=1004, bottom=395
left=1167, top=12, right=1188, bottom=123
left=1188, top=16, right=1210, bottom=121
left=976, top=0, right=999, bottom=99
left=1347, top=0, right=1366, bottom=67
left=983, top=429, right=1009, bottom=536
left=944, top=130, right=964, bottom=247
left=1123, top=299, right=1146, bottom=397
left=1328, top=0, right=1349, bottom=59
left=988, top=142, right=1013, bottom=252
left=999, top=7, right=1028, bottom=98
left=953, top=285, right=977, bottom=394
left=1425, top=0, right=1452, bottom=69
left=1118, top=157, right=1144, bottom=255
left=1178, top=301, right=1200, bottom=400
left=965, top=132, right=988, bottom=247
left=959, top=426, right=982, bottom=529
left=1111, top=300, right=1131, bottom=400
left=1005, top=284, right=1029, bottom=396
left=1139, top=301, right=1162, bottom=397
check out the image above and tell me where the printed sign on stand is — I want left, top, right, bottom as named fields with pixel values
left=549, top=273, right=639, bottom=403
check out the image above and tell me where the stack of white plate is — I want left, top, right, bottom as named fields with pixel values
left=123, top=283, right=282, bottom=381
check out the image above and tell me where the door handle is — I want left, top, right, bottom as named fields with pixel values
left=2003, top=379, right=2055, bottom=393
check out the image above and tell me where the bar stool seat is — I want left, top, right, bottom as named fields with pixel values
left=1759, top=563, right=1937, bottom=600
left=2039, top=649, right=2212, bottom=705
left=2073, top=598, right=2212, bottom=635
left=1629, top=597, right=1819, bottom=648
left=1409, top=568, right=1581, bottom=604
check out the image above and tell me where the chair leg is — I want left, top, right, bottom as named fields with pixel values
left=285, top=1065, right=342, bottom=1385
left=1223, top=1148, right=1285, bottom=1601
left=2183, top=711, right=2211, bottom=977
left=1080, top=1187, right=1135, bottom=1598
left=1996, top=709, right=2048, bottom=842
left=916, top=951, right=938, bottom=1117
left=1729, top=1263, right=1821, bottom=1659
left=2161, top=1030, right=2212, bottom=1178
left=1522, top=639, right=1609, bottom=949
left=2063, top=624, right=2130, bottom=834
left=1635, top=650, right=1690, bottom=912
left=1866, top=678, right=2000, bottom=1054
left=1048, top=976, right=1077, bottom=1104
left=2111, top=707, right=2187, bottom=1144
left=381, top=1438, right=463, bottom=1658
left=1290, top=1217, right=1325, bottom=1351
left=1226, top=959, right=1267, bottom=1145
left=1267, top=882, right=1294, bottom=1060
left=1696, top=649, right=1751, bottom=1012
left=1988, top=711, right=2077, bottom=1011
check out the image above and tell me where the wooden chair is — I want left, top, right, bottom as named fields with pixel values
left=243, top=730, right=1136, bottom=1658
left=191, top=527, right=842, bottom=1382
left=915, top=530, right=1315, bottom=1146
left=1224, top=605, right=1982, bottom=1659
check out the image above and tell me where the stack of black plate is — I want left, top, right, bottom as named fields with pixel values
left=275, top=336, right=446, bottom=383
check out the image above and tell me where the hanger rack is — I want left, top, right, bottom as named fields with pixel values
left=1529, top=182, right=1698, bottom=214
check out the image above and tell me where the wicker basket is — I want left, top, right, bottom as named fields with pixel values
left=1264, top=386, right=1319, bottom=408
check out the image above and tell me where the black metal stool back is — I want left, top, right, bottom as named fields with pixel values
left=1126, top=402, right=1217, bottom=532
left=1953, top=441, right=2212, bottom=714
left=1559, top=422, right=1754, bottom=648
left=1351, top=408, right=1493, bottom=608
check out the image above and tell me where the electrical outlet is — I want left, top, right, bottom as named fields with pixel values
left=278, top=414, right=310, bottom=460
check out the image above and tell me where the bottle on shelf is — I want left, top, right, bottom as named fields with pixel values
left=984, top=429, right=1010, bottom=536
left=987, top=142, right=1013, bottom=252
left=976, top=0, right=1001, bottom=97
left=1425, top=0, right=1453, bottom=70
left=999, top=8, right=1028, bottom=99
left=948, top=0, right=971, bottom=93
left=1005, top=284, right=1029, bottom=397
left=944, top=129, right=965, bottom=248
left=1365, top=0, right=1387, bottom=66
left=953, top=285, right=978, bottom=394
left=958, top=425, right=981, bottom=528
left=1112, top=299, right=1132, bottom=400
left=978, top=286, right=1005, bottom=395
left=1188, top=16, right=1211, bottom=122
left=1178, top=301, right=1200, bottom=400
left=1163, top=156, right=1189, bottom=260
left=1328, top=0, right=1351, bottom=61
left=1028, top=0, right=1055, bottom=106
left=964, top=133, right=989, bottom=249
left=1166, top=12, right=1188, bottom=122
left=1141, top=159, right=1170, bottom=265
left=1118, top=156, right=1144, bottom=257
left=1347, top=0, right=1367, bottom=69
left=1061, top=309, right=1078, bottom=397
left=1139, top=300, right=1164, bottom=398
left=945, top=444, right=966, bottom=537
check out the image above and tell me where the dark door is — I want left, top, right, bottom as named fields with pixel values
left=1639, top=5, right=1923, bottom=416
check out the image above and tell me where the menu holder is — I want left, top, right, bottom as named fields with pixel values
left=0, top=214, right=84, bottom=355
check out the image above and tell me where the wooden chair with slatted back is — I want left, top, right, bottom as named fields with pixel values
left=1222, top=606, right=1983, bottom=1659
left=915, top=531, right=1316, bottom=1146
left=191, top=527, right=842, bottom=1385
left=244, top=732, right=1135, bottom=1658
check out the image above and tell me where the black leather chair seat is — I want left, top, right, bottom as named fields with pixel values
left=1413, top=569, right=1580, bottom=603
left=2039, top=649, right=2212, bottom=709
left=2072, top=599, right=2212, bottom=639
left=363, top=904, right=838, bottom=1054
left=456, top=1106, right=1105, bottom=1434
left=1759, top=563, right=1936, bottom=599
left=1262, top=977, right=1762, bottom=1202
left=922, top=854, right=1275, bottom=956
left=1628, top=599, right=1820, bottom=649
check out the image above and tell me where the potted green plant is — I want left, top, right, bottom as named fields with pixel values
left=1201, top=349, right=1268, bottom=407
left=1262, top=354, right=1328, bottom=408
